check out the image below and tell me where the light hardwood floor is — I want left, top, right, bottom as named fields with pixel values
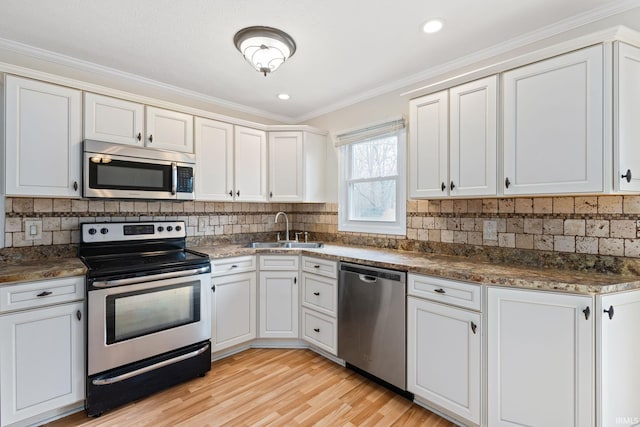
left=46, top=348, right=456, bottom=427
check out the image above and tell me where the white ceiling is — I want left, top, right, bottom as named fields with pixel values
left=0, top=0, right=639, bottom=123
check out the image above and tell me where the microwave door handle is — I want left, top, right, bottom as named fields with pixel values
left=171, top=162, right=177, bottom=195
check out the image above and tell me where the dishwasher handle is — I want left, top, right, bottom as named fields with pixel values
left=358, top=274, right=377, bottom=283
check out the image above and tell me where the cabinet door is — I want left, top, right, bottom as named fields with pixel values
left=269, top=131, right=303, bottom=202
left=259, top=271, right=298, bottom=338
left=211, top=271, right=257, bottom=353
left=145, top=106, right=194, bottom=153
left=234, top=126, right=267, bottom=202
left=615, top=42, right=640, bottom=192
left=5, top=76, right=82, bottom=197
left=409, top=90, right=449, bottom=198
left=407, top=297, right=481, bottom=425
left=301, top=132, right=326, bottom=202
left=84, top=93, right=144, bottom=146
left=597, top=290, right=640, bottom=427
left=0, top=302, right=84, bottom=426
left=488, top=288, right=593, bottom=427
left=503, top=45, right=603, bottom=195
left=449, top=75, right=497, bottom=197
left=195, top=117, right=234, bottom=201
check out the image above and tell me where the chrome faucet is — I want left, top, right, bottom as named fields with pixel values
left=274, top=211, right=291, bottom=242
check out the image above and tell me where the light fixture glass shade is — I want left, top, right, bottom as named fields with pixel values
left=234, top=26, right=296, bottom=76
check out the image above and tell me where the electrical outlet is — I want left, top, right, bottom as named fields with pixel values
left=24, top=219, right=43, bottom=241
left=198, top=218, right=207, bottom=232
left=483, top=220, right=497, bottom=241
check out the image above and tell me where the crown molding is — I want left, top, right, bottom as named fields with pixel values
left=0, top=37, right=294, bottom=124
left=293, top=0, right=640, bottom=122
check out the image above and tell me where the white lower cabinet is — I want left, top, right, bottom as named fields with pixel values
left=597, top=290, right=640, bottom=427
left=211, top=256, right=257, bottom=354
left=301, top=256, right=338, bottom=355
left=487, top=287, right=593, bottom=427
left=0, top=277, right=85, bottom=427
left=259, top=256, right=299, bottom=338
left=407, top=274, right=481, bottom=426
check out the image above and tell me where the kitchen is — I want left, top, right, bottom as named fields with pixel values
left=1, top=1, right=640, bottom=426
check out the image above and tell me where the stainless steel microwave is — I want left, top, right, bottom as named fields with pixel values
left=83, top=140, right=195, bottom=200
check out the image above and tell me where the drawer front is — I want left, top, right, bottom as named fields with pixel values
left=301, top=256, right=337, bottom=278
left=408, top=273, right=481, bottom=311
left=212, top=256, right=256, bottom=277
left=259, top=255, right=299, bottom=271
left=301, top=308, right=337, bottom=355
left=0, top=276, right=85, bottom=313
left=302, top=273, right=336, bottom=316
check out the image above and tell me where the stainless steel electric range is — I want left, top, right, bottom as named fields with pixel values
left=79, top=221, right=211, bottom=417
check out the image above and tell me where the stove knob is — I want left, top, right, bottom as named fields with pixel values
left=100, top=228, right=109, bottom=235
left=157, top=226, right=164, bottom=232
left=166, top=226, right=173, bottom=232
left=175, top=225, right=182, bottom=232
left=88, top=228, right=97, bottom=235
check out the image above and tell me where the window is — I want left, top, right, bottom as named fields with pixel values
left=338, top=123, right=406, bottom=235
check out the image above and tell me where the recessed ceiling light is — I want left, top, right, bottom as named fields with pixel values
left=422, top=19, right=443, bottom=34
left=277, top=93, right=291, bottom=100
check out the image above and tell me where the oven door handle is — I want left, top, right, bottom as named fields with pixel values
left=92, top=266, right=210, bottom=288
left=91, top=343, right=210, bottom=386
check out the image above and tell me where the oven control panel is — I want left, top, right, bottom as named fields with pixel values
left=82, top=221, right=186, bottom=243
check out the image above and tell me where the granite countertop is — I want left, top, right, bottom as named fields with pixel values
left=1, top=243, right=640, bottom=295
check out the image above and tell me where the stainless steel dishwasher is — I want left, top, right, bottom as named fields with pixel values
left=338, top=262, right=407, bottom=390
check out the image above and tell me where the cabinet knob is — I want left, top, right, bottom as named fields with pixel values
left=313, top=291, right=320, bottom=296
left=604, top=305, right=614, bottom=320
left=236, top=190, right=240, bottom=197
left=228, top=190, right=233, bottom=197
left=470, top=321, right=477, bottom=334
left=313, top=328, right=320, bottom=333
left=76, top=310, right=82, bottom=321
left=314, top=265, right=320, bottom=269
left=148, top=134, right=153, bottom=143
left=621, top=169, right=632, bottom=183
left=505, top=177, right=511, bottom=189
left=211, top=285, right=216, bottom=293
left=137, top=132, right=142, bottom=141
left=37, top=291, right=52, bottom=297
left=450, top=181, right=455, bottom=191
left=270, top=191, right=273, bottom=198
left=434, top=288, right=446, bottom=294
left=73, top=181, right=78, bottom=191
left=441, top=182, right=446, bottom=192
left=583, top=306, right=590, bottom=320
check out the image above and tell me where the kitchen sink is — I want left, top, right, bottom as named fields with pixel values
left=247, top=242, right=324, bottom=249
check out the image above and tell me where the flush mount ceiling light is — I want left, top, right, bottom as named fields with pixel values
left=422, top=19, right=444, bottom=34
left=234, top=26, right=297, bottom=76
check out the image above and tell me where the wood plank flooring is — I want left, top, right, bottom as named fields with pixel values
left=46, top=348, right=456, bottom=427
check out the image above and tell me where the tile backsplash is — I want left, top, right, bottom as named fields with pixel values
left=5, top=195, right=640, bottom=273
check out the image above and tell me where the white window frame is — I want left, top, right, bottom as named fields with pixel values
left=338, top=129, right=406, bottom=235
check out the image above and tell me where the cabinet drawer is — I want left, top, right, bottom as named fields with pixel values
left=0, top=276, right=85, bottom=313
left=259, top=255, right=299, bottom=271
left=301, top=308, right=337, bottom=355
left=301, top=256, right=337, bottom=278
left=212, top=256, right=256, bottom=276
left=302, top=273, right=336, bottom=316
left=408, top=274, right=481, bottom=311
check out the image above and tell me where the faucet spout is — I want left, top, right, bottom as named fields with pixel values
left=274, top=211, right=290, bottom=241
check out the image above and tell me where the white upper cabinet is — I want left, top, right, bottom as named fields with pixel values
left=5, top=75, right=82, bottom=197
left=84, top=93, right=193, bottom=152
left=145, top=106, right=193, bottom=153
left=615, top=42, right=640, bottom=192
left=503, top=45, right=604, bottom=195
left=234, top=126, right=267, bottom=202
left=409, top=90, right=448, bottom=198
left=409, top=75, right=497, bottom=199
left=449, top=75, right=497, bottom=197
left=84, top=93, right=144, bottom=146
left=195, top=117, right=234, bottom=201
left=268, top=131, right=326, bottom=202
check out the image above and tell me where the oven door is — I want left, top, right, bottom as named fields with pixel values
left=87, top=270, right=211, bottom=375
